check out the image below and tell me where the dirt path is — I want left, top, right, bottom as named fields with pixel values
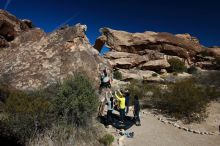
left=124, top=113, right=220, bottom=146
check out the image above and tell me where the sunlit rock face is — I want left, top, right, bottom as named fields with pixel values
left=95, top=27, right=219, bottom=73
left=0, top=10, right=108, bottom=90
left=0, top=10, right=34, bottom=43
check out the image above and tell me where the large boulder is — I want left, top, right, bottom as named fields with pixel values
left=176, top=33, right=200, bottom=44
left=195, top=61, right=218, bottom=70
left=0, top=22, right=108, bottom=90
left=97, top=28, right=204, bottom=60
left=0, top=36, right=8, bottom=47
left=141, top=59, right=170, bottom=70
left=104, top=51, right=148, bottom=69
left=0, top=10, right=33, bottom=43
left=118, top=69, right=157, bottom=81
left=195, top=47, right=220, bottom=69
left=10, top=28, right=45, bottom=47
left=205, top=47, right=220, bottom=58
left=93, top=35, right=107, bottom=52
left=96, top=27, right=220, bottom=72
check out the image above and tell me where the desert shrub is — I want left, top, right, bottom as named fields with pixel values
left=127, top=80, right=145, bottom=105
left=152, top=79, right=208, bottom=122
left=196, top=72, right=220, bottom=101
left=28, top=124, right=101, bottom=146
left=127, top=80, right=159, bottom=105
left=99, top=134, right=114, bottom=146
left=196, top=71, right=220, bottom=87
left=1, top=90, right=52, bottom=144
left=204, top=86, right=220, bottom=100
left=52, top=73, right=99, bottom=128
left=168, top=58, right=187, bottom=73
left=0, top=73, right=100, bottom=145
left=113, top=70, right=122, bottom=80
left=187, top=66, right=198, bottom=74
left=152, top=73, right=158, bottom=77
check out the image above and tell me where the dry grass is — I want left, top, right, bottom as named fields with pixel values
left=28, top=125, right=102, bottom=146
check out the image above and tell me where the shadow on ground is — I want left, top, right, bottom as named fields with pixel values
left=98, top=113, right=135, bottom=130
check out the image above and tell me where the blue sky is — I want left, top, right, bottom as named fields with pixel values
left=1, top=0, right=220, bottom=53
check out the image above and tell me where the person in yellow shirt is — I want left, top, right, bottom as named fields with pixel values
left=115, top=90, right=126, bottom=123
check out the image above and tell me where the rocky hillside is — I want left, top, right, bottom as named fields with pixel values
left=0, top=10, right=219, bottom=89
left=94, top=28, right=220, bottom=81
left=0, top=10, right=108, bottom=90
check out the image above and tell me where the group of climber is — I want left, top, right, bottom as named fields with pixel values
left=98, top=68, right=141, bottom=127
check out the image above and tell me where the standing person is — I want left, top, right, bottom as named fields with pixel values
left=134, top=95, right=141, bottom=126
left=115, top=90, right=126, bottom=124
left=105, top=93, right=114, bottom=126
left=98, top=94, right=106, bottom=117
left=125, top=90, right=130, bottom=115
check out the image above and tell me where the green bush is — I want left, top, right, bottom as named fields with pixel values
left=0, top=73, right=100, bottom=144
left=168, top=58, right=187, bottom=73
left=53, top=73, right=99, bottom=128
left=127, top=80, right=158, bottom=105
left=126, top=72, right=219, bottom=123
left=127, top=80, right=144, bottom=105
left=204, top=86, right=220, bottom=101
left=2, top=90, right=52, bottom=144
left=152, top=79, right=208, bottom=122
left=113, top=70, right=122, bottom=80
left=197, top=71, right=220, bottom=87
left=195, top=72, right=220, bottom=101
left=99, top=134, right=114, bottom=146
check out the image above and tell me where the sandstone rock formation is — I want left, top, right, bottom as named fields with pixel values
left=0, top=10, right=219, bottom=89
left=175, top=33, right=200, bottom=44
left=104, top=51, right=148, bottom=69
left=94, top=28, right=219, bottom=80
left=93, top=35, right=107, bottom=52
left=0, top=10, right=33, bottom=44
left=141, top=59, right=170, bottom=70
left=0, top=10, right=108, bottom=90
left=195, top=47, right=220, bottom=69
left=118, top=69, right=157, bottom=81
left=205, top=47, right=220, bottom=58
left=96, top=28, right=204, bottom=59
left=95, top=28, right=204, bottom=69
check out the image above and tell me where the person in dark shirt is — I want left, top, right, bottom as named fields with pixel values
left=125, top=91, right=130, bottom=115
left=106, top=95, right=114, bottom=126
left=134, top=95, right=141, bottom=126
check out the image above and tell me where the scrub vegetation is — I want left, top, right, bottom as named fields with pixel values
left=0, top=73, right=102, bottom=146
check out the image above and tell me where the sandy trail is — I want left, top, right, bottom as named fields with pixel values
left=124, top=113, right=220, bottom=146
